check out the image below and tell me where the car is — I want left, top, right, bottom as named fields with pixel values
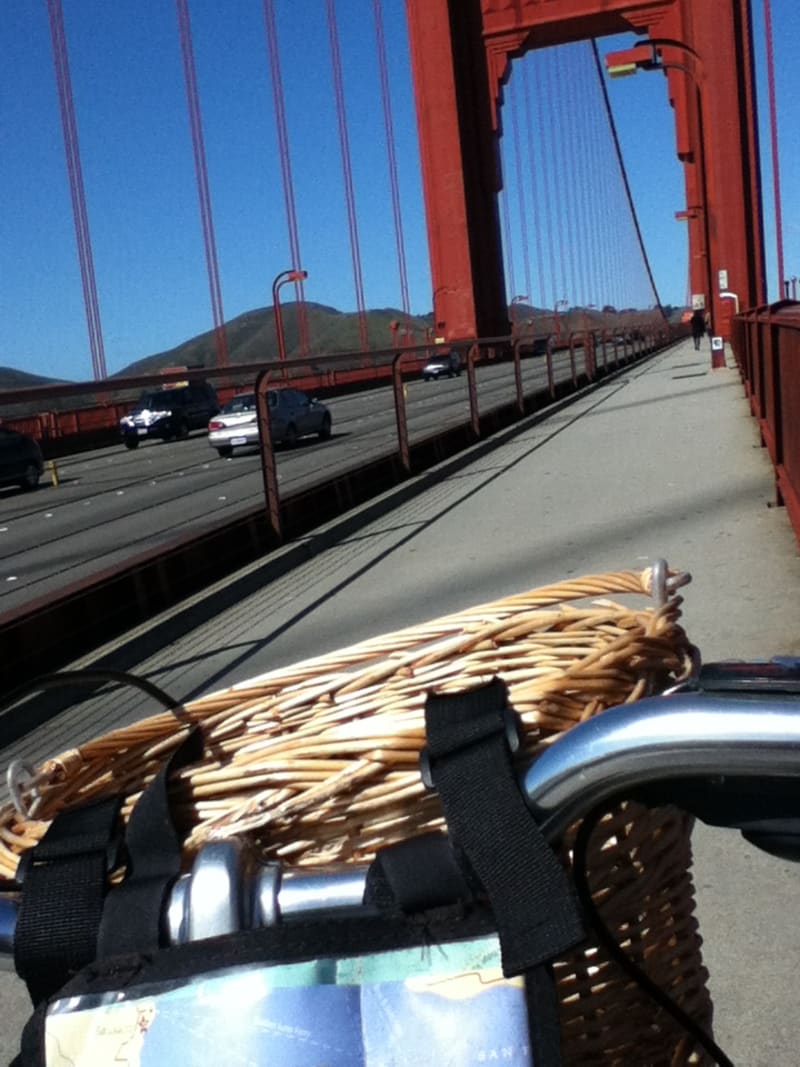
left=119, top=381, right=219, bottom=449
left=208, top=388, right=332, bottom=457
left=422, top=350, right=461, bottom=381
left=0, top=426, right=44, bottom=491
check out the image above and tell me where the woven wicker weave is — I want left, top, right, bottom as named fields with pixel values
left=0, top=566, right=713, bottom=1063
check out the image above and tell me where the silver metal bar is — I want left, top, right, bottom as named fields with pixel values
left=522, top=691, right=800, bottom=841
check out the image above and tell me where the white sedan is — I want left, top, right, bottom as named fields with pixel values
left=208, top=389, right=332, bottom=457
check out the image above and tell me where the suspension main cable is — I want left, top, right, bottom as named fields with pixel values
left=590, top=40, right=664, bottom=315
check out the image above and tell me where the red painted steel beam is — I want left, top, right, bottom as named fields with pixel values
left=405, top=0, right=765, bottom=343
left=405, top=0, right=508, bottom=342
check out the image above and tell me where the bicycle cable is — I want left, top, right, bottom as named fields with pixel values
left=0, top=668, right=184, bottom=716
left=573, top=802, right=735, bottom=1067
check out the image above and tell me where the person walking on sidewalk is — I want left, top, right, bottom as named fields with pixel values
left=690, top=309, right=706, bottom=351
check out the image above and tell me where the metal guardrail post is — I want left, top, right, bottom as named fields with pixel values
left=584, top=331, right=596, bottom=380
left=391, top=350, right=411, bottom=475
left=511, top=339, right=524, bottom=415
left=600, top=330, right=609, bottom=373
left=255, top=368, right=282, bottom=542
left=466, top=343, right=480, bottom=437
left=545, top=338, right=555, bottom=398
left=567, top=333, right=578, bottom=387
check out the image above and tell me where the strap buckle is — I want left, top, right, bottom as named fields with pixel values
left=419, top=703, right=521, bottom=790
left=15, top=802, right=125, bottom=887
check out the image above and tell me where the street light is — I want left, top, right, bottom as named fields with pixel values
left=272, top=268, right=308, bottom=362
left=554, top=299, right=568, bottom=343
left=510, top=294, right=528, bottom=336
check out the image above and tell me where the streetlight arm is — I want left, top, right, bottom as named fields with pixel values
left=272, top=268, right=308, bottom=362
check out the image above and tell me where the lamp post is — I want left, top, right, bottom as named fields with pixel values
left=510, top=294, right=528, bottom=336
left=553, top=299, right=568, bottom=343
left=272, top=268, right=308, bottom=362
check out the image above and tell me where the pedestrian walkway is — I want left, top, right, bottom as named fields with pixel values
left=2, top=337, right=799, bottom=1063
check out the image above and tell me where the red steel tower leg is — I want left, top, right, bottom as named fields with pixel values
left=405, top=0, right=509, bottom=342
left=405, top=0, right=766, bottom=342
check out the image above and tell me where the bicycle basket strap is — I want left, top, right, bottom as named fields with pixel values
left=13, top=727, right=202, bottom=1006
left=423, top=677, right=586, bottom=975
left=14, top=795, right=123, bottom=1006
left=97, top=727, right=203, bottom=958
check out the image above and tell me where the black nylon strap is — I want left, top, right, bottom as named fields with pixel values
left=424, top=678, right=585, bottom=976
left=14, top=796, right=122, bottom=1005
left=98, top=727, right=203, bottom=957
left=364, top=832, right=474, bottom=912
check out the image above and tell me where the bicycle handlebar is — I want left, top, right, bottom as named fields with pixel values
left=2, top=675, right=800, bottom=963
left=525, top=689, right=800, bottom=841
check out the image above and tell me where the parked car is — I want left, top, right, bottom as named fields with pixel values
left=0, top=426, right=44, bottom=491
left=208, top=388, right=332, bottom=457
left=422, top=350, right=461, bottom=380
left=119, top=381, right=219, bottom=449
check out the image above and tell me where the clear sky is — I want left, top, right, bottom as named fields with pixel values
left=2, top=1, right=798, bottom=382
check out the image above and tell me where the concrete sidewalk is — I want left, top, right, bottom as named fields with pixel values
left=2, top=338, right=799, bottom=1063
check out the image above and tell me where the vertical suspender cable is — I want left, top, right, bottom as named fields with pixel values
left=509, top=82, right=532, bottom=305
left=580, top=45, right=605, bottom=311
left=176, top=0, right=229, bottom=369
left=534, top=54, right=557, bottom=309
left=522, top=59, right=546, bottom=310
left=762, top=0, right=784, bottom=298
left=373, top=0, right=411, bottom=338
left=46, top=0, right=106, bottom=381
left=501, top=180, right=517, bottom=305
left=590, top=68, right=621, bottom=311
left=326, top=0, right=369, bottom=352
left=558, top=47, right=580, bottom=308
left=262, top=0, right=309, bottom=356
left=580, top=49, right=597, bottom=309
left=545, top=51, right=568, bottom=304
left=591, top=41, right=663, bottom=316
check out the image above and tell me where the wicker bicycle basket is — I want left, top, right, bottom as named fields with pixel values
left=1, top=565, right=713, bottom=1064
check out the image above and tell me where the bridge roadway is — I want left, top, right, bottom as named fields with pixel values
left=0, top=348, right=578, bottom=614
left=2, top=337, right=800, bottom=1063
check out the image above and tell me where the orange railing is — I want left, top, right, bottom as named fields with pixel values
left=0, top=312, right=675, bottom=455
left=731, top=300, right=800, bottom=542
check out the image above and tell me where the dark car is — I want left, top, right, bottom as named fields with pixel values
left=119, top=381, right=219, bottom=449
left=0, top=427, right=44, bottom=491
left=422, top=350, right=461, bottom=381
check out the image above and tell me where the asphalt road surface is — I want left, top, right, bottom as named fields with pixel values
left=0, top=350, right=583, bottom=615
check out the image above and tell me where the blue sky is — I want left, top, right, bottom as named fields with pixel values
left=1, top=1, right=797, bottom=382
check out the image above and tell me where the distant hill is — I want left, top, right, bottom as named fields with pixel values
left=0, top=303, right=434, bottom=394
left=114, top=303, right=435, bottom=377
left=2, top=298, right=679, bottom=398
left=0, top=366, right=69, bottom=392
